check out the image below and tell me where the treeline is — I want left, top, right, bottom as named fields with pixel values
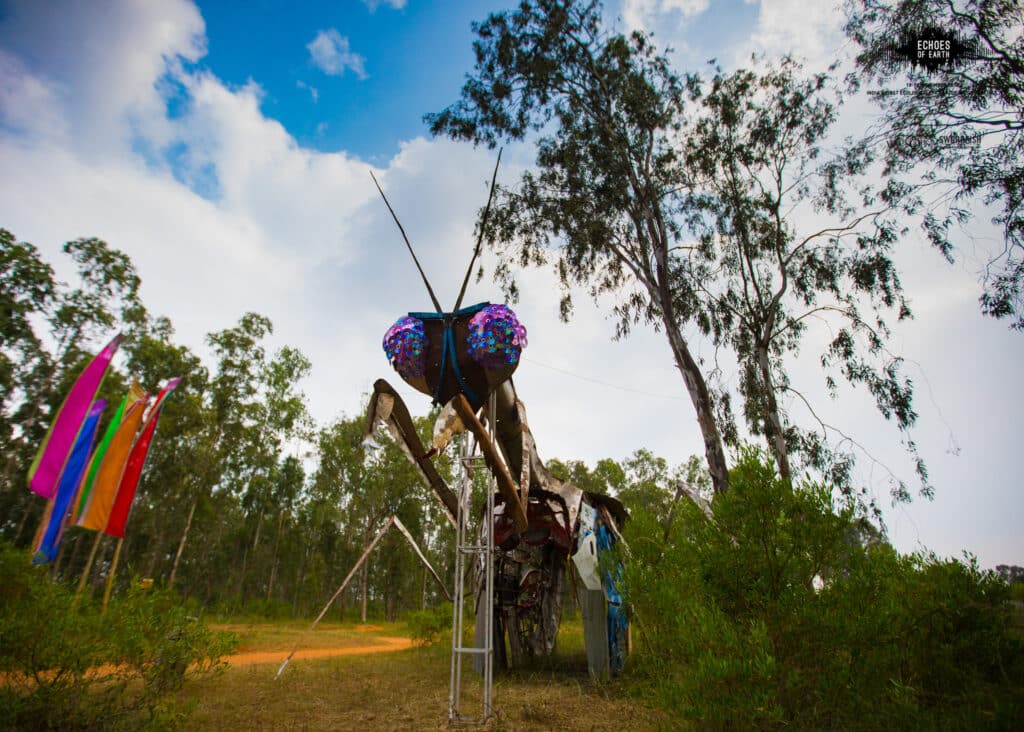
left=0, top=229, right=445, bottom=617
left=0, top=230, right=708, bottom=619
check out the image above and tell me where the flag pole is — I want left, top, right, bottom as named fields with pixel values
left=101, top=537, right=124, bottom=614
left=76, top=531, right=104, bottom=598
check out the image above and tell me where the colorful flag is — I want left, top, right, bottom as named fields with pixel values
left=28, top=333, right=123, bottom=498
left=105, top=378, right=180, bottom=539
left=72, top=382, right=143, bottom=523
left=32, top=399, right=107, bottom=564
left=76, top=393, right=148, bottom=531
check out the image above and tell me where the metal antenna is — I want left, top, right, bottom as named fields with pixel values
left=453, top=148, right=503, bottom=312
left=370, top=170, right=444, bottom=313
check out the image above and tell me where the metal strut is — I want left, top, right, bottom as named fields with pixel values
left=448, top=392, right=496, bottom=726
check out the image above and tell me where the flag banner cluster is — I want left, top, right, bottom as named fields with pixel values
left=26, top=332, right=181, bottom=563
left=28, top=334, right=123, bottom=499
left=77, top=394, right=149, bottom=531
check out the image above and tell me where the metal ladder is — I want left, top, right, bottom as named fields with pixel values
left=448, top=393, right=496, bottom=726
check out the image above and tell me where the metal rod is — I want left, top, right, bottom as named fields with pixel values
left=453, top=149, right=503, bottom=312
left=369, top=171, right=443, bottom=313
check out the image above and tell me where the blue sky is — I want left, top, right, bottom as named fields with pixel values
left=0, top=0, right=1020, bottom=569
left=192, top=0, right=514, bottom=161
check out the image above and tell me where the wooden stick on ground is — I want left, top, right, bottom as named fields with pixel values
left=275, top=517, right=396, bottom=680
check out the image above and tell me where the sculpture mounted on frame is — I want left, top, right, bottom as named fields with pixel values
left=364, top=160, right=629, bottom=677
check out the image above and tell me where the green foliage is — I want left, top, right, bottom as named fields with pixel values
left=0, top=541, right=236, bottom=731
left=625, top=449, right=1024, bottom=729
left=405, top=603, right=453, bottom=646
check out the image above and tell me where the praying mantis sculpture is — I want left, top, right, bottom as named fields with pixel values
left=363, top=161, right=629, bottom=676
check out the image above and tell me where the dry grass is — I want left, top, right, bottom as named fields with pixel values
left=177, top=618, right=676, bottom=731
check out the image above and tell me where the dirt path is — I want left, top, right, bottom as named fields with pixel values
left=226, top=636, right=415, bottom=667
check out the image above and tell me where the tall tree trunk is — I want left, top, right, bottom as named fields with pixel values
left=757, top=346, right=792, bottom=481
left=239, top=510, right=263, bottom=604
left=644, top=205, right=731, bottom=495
left=267, top=512, right=285, bottom=603
left=169, top=496, right=197, bottom=587
left=144, top=534, right=160, bottom=579
left=13, top=495, right=41, bottom=546
left=293, top=546, right=309, bottom=615
left=421, top=565, right=427, bottom=610
left=657, top=281, right=731, bottom=495
left=360, top=557, right=369, bottom=623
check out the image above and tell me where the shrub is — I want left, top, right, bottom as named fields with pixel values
left=0, top=541, right=236, bottom=730
left=406, top=603, right=453, bottom=646
left=624, top=448, right=1024, bottom=729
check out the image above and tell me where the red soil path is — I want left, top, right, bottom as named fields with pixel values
left=227, top=635, right=414, bottom=667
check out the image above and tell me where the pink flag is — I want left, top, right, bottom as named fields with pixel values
left=28, top=333, right=123, bottom=499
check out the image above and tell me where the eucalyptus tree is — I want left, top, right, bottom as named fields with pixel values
left=427, top=0, right=731, bottom=494
left=171, top=313, right=310, bottom=598
left=845, top=0, right=1024, bottom=328
left=264, top=455, right=305, bottom=604
left=681, top=59, right=927, bottom=500
left=0, top=230, right=56, bottom=500
left=118, top=314, right=211, bottom=583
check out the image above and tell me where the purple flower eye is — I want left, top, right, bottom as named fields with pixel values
left=467, top=305, right=528, bottom=369
left=383, top=316, right=427, bottom=379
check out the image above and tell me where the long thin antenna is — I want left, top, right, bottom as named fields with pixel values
left=370, top=170, right=443, bottom=313
left=453, top=148, right=503, bottom=312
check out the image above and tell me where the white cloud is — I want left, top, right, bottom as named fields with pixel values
left=306, top=28, right=367, bottom=80
left=296, top=79, right=319, bottom=103
left=362, top=0, right=407, bottom=9
left=622, top=0, right=710, bottom=35
left=0, top=0, right=205, bottom=158
left=737, top=0, right=847, bottom=71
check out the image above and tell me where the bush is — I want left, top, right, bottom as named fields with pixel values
left=406, top=603, right=453, bottom=646
left=624, top=448, right=1024, bottom=729
left=0, top=541, right=236, bottom=730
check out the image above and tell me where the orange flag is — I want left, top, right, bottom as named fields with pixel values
left=76, top=392, right=148, bottom=532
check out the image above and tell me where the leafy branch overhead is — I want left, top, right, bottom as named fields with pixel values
left=845, top=0, right=1024, bottom=328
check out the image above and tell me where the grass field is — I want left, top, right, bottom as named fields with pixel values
left=177, top=618, right=674, bottom=731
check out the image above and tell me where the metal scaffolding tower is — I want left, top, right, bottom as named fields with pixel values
left=448, top=393, right=496, bottom=726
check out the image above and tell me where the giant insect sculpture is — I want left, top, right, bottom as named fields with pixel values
left=364, top=162, right=629, bottom=676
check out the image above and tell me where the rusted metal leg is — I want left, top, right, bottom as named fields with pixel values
left=365, top=379, right=458, bottom=526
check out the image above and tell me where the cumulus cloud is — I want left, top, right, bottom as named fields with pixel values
left=0, top=0, right=205, bottom=158
left=306, top=28, right=368, bottom=80
left=622, top=0, right=710, bottom=34
left=737, top=0, right=847, bottom=71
